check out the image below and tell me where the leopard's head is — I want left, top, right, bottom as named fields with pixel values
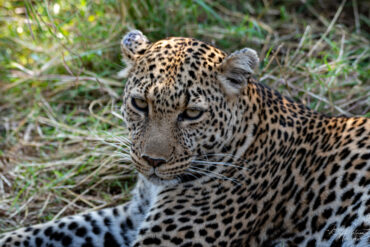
left=121, top=30, right=259, bottom=185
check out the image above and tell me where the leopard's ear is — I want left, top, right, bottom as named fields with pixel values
left=217, top=48, right=259, bottom=96
left=119, top=30, right=151, bottom=78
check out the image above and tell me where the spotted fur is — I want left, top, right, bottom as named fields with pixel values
left=1, top=30, right=369, bottom=247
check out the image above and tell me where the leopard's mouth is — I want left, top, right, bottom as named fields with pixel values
left=145, top=172, right=182, bottom=186
left=147, top=174, right=164, bottom=184
left=135, top=163, right=198, bottom=185
left=147, top=173, right=177, bottom=184
left=131, top=151, right=195, bottom=178
left=146, top=165, right=190, bottom=181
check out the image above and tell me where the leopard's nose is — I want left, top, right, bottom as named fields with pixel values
left=142, top=155, right=167, bottom=168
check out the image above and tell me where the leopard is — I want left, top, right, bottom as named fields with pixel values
left=1, top=30, right=369, bottom=247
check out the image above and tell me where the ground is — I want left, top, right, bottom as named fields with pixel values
left=0, top=0, right=369, bottom=233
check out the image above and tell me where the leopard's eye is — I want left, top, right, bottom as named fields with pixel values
left=131, top=97, right=148, bottom=112
left=178, top=108, right=204, bottom=121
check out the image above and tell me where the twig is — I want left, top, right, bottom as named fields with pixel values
left=286, top=79, right=352, bottom=116
left=300, top=0, right=329, bottom=27
left=352, top=0, right=360, bottom=34
left=308, top=0, right=347, bottom=57
left=288, top=25, right=311, bottom=66
left=24, top=2, right=36, bottom=41
left=38, top=193, right=51, bottom=217
left=261, top=43, right=284, bottom=74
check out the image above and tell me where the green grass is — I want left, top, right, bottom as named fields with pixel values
left=0, top=0, right=369, bottom=232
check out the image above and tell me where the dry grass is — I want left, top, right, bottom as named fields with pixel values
left=0, top=0, right=369, bottom=232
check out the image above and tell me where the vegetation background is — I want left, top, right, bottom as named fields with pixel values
left=0, top=0, right=369, bottom=232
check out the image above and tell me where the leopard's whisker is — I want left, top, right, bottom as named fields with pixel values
left=188, top=167, right=237, bottom=185
left=112, top=158, right=133, bottom=163
left=198, top=153, right=251, bottom=163
left=199, top=153, right=239, bottom=159
left=187, top=168, right=219, bottom=184
left=99, top=140, right=127, bottom=151
left=189, top=167, right=241, bottom=185
left=177, top=172, right=202, bottom=185
left=101, top=131, right=132, bottom=144
left=84, top=147, right=130, bottom=161
left=192, top=160, right=250, bottom=171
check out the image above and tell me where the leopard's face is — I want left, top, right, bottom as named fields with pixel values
left=121, top=31, right=258, bottom=184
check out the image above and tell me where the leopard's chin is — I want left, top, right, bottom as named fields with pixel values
left=146, top=174, right=179, bottom=186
